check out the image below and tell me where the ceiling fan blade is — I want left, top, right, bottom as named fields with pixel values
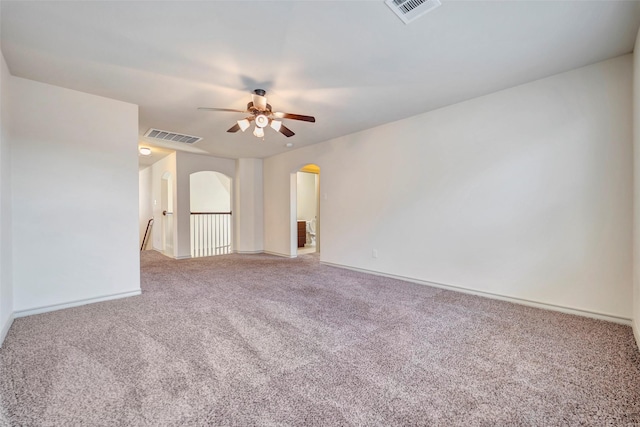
left=273, top=112, right=316, bottom=123
left=198, top=107, right=246, bottom=113
left=227, top=123, right=241, bottom=133
left=251, top=93, right=267, bottom=110
left=278, top=124, right=295, bottom=137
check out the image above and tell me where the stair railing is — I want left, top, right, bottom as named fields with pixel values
left=141, top=218, right=153, bottom=252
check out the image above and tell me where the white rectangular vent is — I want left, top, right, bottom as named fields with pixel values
left=144, top=128, right=202, bottom=144
left=385, top=0, right=441, bottom=24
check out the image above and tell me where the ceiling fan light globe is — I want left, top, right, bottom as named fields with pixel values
left=237, top=119, right=251, bottom=132
left=270, top=120, right=282, bottom=132
left=255, top=114, right=269, bottom=128
left=253, top=126, right=264, bottom=138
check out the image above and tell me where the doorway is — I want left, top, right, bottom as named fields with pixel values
left=296, top=164, right=320, bottom=255
left=161, top=171, right=174, bottom=257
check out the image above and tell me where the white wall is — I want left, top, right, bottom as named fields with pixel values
left=190, top=171, right=231, bottom=212
left=633, top=30, right=640, bottom=345
left=139, top=166, right=153, bottom=250
left=175, top=151, right=235, bottom=258
left=11, top=77, right=140, bottom=314
left=265, top=55, right=633, bottom=321
left=0, top=52, right=13, bottom=345
left=235, top=158, right=264, bottom=254
left=297, top=172, right=317, bottom=221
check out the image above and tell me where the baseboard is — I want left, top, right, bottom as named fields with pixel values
left=264, top=250, right=296, bottom=258
left=235, top=250, right=264, bottom=255
left=321, top=261, right=632, bottom=325
left=153, top=249, right=170, bottom=257
left=634, top=318, right=640, bottom=350
left=0, top=313, right=14, bottom=347
left=14, top=290, right=142, bottom=318
left=151, top=249, right=188, bottom=260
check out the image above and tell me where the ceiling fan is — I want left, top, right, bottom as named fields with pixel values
left=198, top=89, right=315, bottom=138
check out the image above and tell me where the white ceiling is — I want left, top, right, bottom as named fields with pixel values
left=2, top=1, right=640, bottom=160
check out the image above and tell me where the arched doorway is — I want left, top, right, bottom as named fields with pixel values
left=189, top=171, right=232, bottom=257
left=295, top=164, right=320, bottom=255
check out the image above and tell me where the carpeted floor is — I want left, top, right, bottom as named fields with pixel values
left=1, top=251, right=639, bottom=426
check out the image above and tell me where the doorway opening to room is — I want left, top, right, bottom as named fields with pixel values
left=296, top=164, right=320, bottom=255
left=190, top=171, right=232, bottom=258
left=161, top=171, right=174, bottom=257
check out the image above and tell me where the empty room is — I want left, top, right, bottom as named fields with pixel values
left=1, top=1, right=639, bottom=425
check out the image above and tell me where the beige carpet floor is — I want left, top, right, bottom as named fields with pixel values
left=1, top=251, right=639, bottom=426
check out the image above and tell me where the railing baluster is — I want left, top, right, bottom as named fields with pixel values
left=190, top=211, right=232, bottom=258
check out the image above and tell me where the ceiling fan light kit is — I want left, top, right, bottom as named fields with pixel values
left=199, top=89, right=315, bottom=139
left=237, top=119, right=251, bottom=132
left=271, top=120, right=282, bottom=132
left=255, top=114, right=269, bottom=128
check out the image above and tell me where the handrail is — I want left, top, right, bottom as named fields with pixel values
left=190, top=211, right=232, bottom=215
left=141, top=218, right=153, bottom=252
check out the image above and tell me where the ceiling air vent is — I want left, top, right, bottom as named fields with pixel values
left=385, top=0, right=442, bottom=24
left=144, top=128, right=202, bottom=144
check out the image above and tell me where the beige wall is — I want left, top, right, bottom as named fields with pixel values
left=234, top=158, right=264, bottom=254
left=0, top=52, right=13, bottom=345
left=265, top=55, right=633, bottom=322
left=190, top=171, right=231, bottom=213
left=633, top=29, right=640, bottom=345
left=11, top=76, right=140, bottom=314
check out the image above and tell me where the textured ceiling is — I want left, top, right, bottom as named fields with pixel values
left=2, top=1, right=640, bottom=159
